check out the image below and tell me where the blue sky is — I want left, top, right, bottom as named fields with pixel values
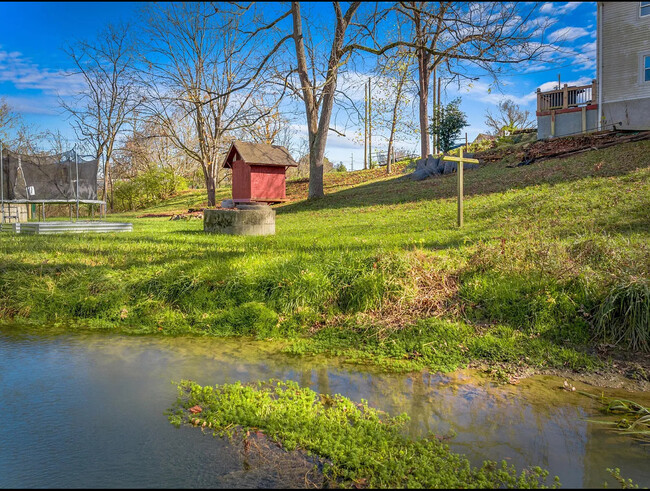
left=0, top=1, right=597, bottom=170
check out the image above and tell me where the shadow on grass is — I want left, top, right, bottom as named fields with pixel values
left=277, top=141, right=650, bottom=215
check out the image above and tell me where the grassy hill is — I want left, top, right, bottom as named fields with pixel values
left=1, top=141, right=649, bottom=378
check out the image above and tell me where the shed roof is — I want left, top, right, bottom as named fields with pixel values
left=222, top=141, right=298, bottom=169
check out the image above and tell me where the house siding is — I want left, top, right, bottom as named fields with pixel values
left=600, top=2, right=650, bottom=103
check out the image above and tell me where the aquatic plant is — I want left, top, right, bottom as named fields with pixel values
left=605, top=468, right=640, bottom=489
left=593, top=278, right=650, bottom=352
left=168, top=379, right=561, bottom=489
left=581, top=391, right=650, bottom=440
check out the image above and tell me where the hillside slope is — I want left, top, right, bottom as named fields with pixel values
left=1, top=141, right=648, bottom=381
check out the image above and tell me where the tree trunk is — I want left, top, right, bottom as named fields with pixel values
left=308, top=131, right=325, bottom=198
left=292, top=1, right=359, bottom=200
left=206, top=177, right=216, bottom=207
left=417, top=48, right=430, bottom=158
left=387, top=72, right=406, bottom=175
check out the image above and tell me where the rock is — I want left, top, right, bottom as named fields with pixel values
left=409, top=168, right=430, bottom=181
left=414, top=158, right=428, bottom=171
left=410, top=156, right=478, bottom=180
left=220, top=199, right=235, bottom=209
left=443, top=161, right=456, bottom=174
left=443, top=161, right=480, bottom=174
left=410, top=157, right=442, bottom=180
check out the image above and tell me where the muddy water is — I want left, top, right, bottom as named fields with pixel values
left=0, top=330, right=648, bottom=488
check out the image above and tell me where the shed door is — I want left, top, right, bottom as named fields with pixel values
left=231, top=160, right=251, bottom=200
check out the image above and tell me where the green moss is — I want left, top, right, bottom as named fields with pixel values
left=168, top=379, right=560, bottom=489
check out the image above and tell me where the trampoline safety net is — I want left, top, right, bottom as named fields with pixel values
left=1, top=148, right=99, bottom=201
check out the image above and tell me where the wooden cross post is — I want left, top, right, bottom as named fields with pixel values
left=441, top=147, right=479, bottom=227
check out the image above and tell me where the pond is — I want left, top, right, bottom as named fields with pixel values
left=0, top=330, right=648, bottom=488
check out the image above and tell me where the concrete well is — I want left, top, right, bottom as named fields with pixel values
left=203, top=204, right=275, bottom=236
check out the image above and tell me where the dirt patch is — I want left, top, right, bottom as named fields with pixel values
left=471, top=349, right=650, bottom=393
left=367, top=256, right=459, bottom=332
left=477, top=130, right=650, bottom=166
left=137, top=212, right=175, bottom=218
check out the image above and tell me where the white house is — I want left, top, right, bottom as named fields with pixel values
left=597, top=1, right=650, bottom=131
left=536, top=1, right=650, bottom=139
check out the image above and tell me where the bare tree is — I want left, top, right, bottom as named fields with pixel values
left=138, top=3, right=289, bottom=206
left=289, top=1, right=363, bottom=199
left=0, top=97, right=19, bottom=143
left=484, top=99, right=534, bottom=136
left=374, top=50, right=415, bottom=174
left=354, top=2, right=553, bottom=158
left=61, top=22, right=140, bottom=209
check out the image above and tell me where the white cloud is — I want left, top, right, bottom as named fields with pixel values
left=0, top=49, right=85, bottom=97
left=536, top=76, right=593, bottom=92
left=3, top=95, right=61, bottom=115
left=548, top=26, right=590, bottom=43
left=449, top=79, right=538, bottom=107
left=541, top=2, right=581, bottom=15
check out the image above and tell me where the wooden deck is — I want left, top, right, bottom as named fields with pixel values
left=1, top=221, right=132, bottom=235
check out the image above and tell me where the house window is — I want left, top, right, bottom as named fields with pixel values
left=645, top=55, right=650, bottom=82
left=642, top=1, right=650, bottom=16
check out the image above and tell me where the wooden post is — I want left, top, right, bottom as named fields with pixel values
left=536, top=88, right=542, bottom=113
left=551, top=110, right=555, bottom=137
left=458, top=147, right=464, bottom=228
left=440, top=151, right=478, bottom=228
left=591, top=79, right=597, bottom=105
left=562, top=84, right=568, bottom=109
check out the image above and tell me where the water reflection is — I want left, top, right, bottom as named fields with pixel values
left=0, top=331, right=648, bottom=488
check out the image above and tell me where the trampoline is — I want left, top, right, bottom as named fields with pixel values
left=0, top=142, right=106, bottom=223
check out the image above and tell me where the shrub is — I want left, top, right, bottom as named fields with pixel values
left=114, top=167, right=188, bottom=211
left=593, top=278, right=650, bottom=351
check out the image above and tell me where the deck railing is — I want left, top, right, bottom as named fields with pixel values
left=537, top=79, right=597, bottom=112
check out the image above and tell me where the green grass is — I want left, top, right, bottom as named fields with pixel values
left=1, top=140, right=649, bottom=373
left=168, top=379, right=560, bottom=488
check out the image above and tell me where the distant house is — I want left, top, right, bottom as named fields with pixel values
left=597, top=1, right=650, bottom=131
left=536, top=2, right=650, bottom=139
left=473, top=133, right=498, bottom=144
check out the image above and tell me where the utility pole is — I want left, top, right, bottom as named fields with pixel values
left=351, top=153, right=354, bottom=172
left=437, top=77, right=441, bottom=155
left=432, top=66, right=436, bottom=156
left=0, top=140, right=4, bottom=224
left=364, top=83, right=368, bottom=170
left=75, top=147, right=79, bottom=221
left=368, top=78, right=372, bottom=169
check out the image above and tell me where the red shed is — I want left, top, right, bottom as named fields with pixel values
left=222, top=141, right=298, bottom=204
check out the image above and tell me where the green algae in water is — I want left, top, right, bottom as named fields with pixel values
left=168, top=379, right=561, bottom=489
